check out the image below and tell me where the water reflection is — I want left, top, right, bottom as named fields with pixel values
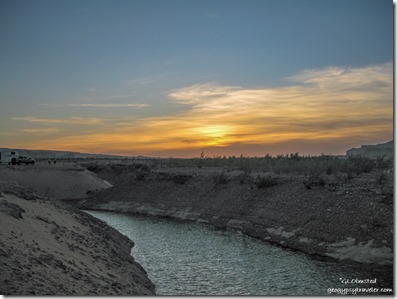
left=86, top=210, right=393, bottom=296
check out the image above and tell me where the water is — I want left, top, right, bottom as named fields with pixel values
left=86, top=210, right=393, bottom=296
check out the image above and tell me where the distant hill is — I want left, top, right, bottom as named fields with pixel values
left=0, top=148, right=130, bottom=160
left=2, top=141, right=394, bottom=160
left=346, top=140, right=393, bottom=159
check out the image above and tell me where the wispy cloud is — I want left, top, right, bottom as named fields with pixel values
left=136, top=62, right=392, bottom=152
left=19, top=128, right=61, bottom=134
left=40, top=103, right=148, bottom=108
left=128, top=71, right=220, bottom=86
left=10, top=62, right=393, bottom=157
left=161, top=63, right=392, bottom=149
left=204, top=13, right=219, bottom=19
left=11, top=116, right=108, bottom=125
left=84, top=87, right=98, bottom=93
left=76, top=103, right=148, bottom=108
left=129, top=77, right=158, bottom=85
left=128, top=72, right=184, bottom=86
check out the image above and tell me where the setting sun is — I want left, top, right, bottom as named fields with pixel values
left=0, top=1, right=393, bottom=296
left=192, top=125, right=233, bottom=146
left=0, top=0, right=392, bottom=158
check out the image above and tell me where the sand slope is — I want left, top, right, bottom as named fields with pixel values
left=0, top=184, right=155, bottom=295
left=0, top=162, right=112, bottom=200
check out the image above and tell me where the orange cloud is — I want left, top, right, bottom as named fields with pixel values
left=19, top=128, right=62, bottom=134
left=11, top=116, right=108, bottom=125
left=9, top=62, right=393, bottom=157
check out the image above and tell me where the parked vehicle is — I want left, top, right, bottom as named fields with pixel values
left=0, top=150, right=18, bottom=164
left=16, top=155, right=35, bottom=165
left=0, top=150, right=35, bottom=165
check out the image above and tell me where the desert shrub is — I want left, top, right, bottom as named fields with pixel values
left=376, top=171, right=393, bottom=204
left=237, top=173, right=253, bottom=184
left=238, top=161, right=255, bottom=174
left=148, top=159, right=160, bottom=169
left=85, top=163, right=101, bottom=172
left=303, top=174, right=327, bottom=190
left=347, top=156, right=376, bottom=174
left=254, top=175, right=279, bottom=188
left=377, top=172, right=387, bottom=185
left=346, top=168, right=354, bottom=181
left=132, top=163, right=150, bottom=172
left=289, top=152, right=300, bottom=160
left=381, top=186, right=393, bottom=205
left=172, top=174, right=192, bottom=185
left=135, top=171, right=147, bottom=181
left=150, top=154, right=383, bottom=177
left=326, top=164, right=334, bottom=175
left=358, top=159, right=376, bottom=173
left=108, top=163, right=151, bottom=176
left=213, top=172, right=229, bottom=185
left=109, top=164, right=125, bottom=175
left=375, top=156, right=393, bottom=170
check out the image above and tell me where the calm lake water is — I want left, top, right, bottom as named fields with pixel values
left=86, top=210, right=393, bottom=296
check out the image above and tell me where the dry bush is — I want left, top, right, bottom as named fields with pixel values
left=213, top=172, right=229, bottom=185
left=303, top=174, right=327, bottom=190
left=171, top=174, right=192, bottom=185
left=254, top=175, right=279, bottom=188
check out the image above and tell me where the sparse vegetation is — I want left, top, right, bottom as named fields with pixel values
left=85, top=162, right=101, bottom=172
left=171, top=174, right=192, bottom=185
left=254, top=175, right=279, bottom=188
left=157, top=153, right=392, bottom=177
left=80, top=153, right=392, bottom=187
left=213, top=172, right=229, bottom=185
left=377, top=172, right=387, bottom=185
left=135, top=171, right=147, bottom=181
left=303, top=174, right=327, bottom=190
left=237, top=173, right=253, bottom=185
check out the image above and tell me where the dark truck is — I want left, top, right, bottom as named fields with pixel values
left=15, top=155, right=36, bottom=165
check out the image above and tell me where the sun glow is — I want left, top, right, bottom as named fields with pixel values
left=190, top=125, right=232, bottom=146
left=7, top=63, right=393, bottom=157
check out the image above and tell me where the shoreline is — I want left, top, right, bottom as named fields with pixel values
left=0, top=160, right=393, bottom=294
left=75, top=163, right=393, bottom=267
left=0, top=176, right=155, bottom=295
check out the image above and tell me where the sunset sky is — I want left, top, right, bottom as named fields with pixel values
left=0, top=0, right=393, bottom=157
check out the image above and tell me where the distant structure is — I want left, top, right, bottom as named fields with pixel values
left=346, top=140, right=393, bottom=159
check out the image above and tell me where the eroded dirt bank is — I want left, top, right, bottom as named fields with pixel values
left=0, top=162, right=112, bottom=200
left=76, top=163, right=393, bottom=267
left=0, top=180, right=155, bottom=295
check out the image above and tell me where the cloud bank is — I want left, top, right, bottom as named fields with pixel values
left=9, top=62, right=393, bottom=157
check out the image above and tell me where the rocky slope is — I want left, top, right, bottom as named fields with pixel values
left=0, top=181, right=155, bottom=295
left=76, top=165, right=393, bottom=266
left=347, top=140, right=393, bottom=159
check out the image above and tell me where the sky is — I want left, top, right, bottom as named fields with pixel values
left=0, top=0, right=393, bottom=157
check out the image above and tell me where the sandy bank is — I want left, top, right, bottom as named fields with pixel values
left=77, top=164, right=393, bottom=266
left=0, top=162, right=112, bottom=200
left=0, top=181, right=155, bottom=295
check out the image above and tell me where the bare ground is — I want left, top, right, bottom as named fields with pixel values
left=0, top=169, right=155, bottom=295
left=0, top=159, right=392, bottom=295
